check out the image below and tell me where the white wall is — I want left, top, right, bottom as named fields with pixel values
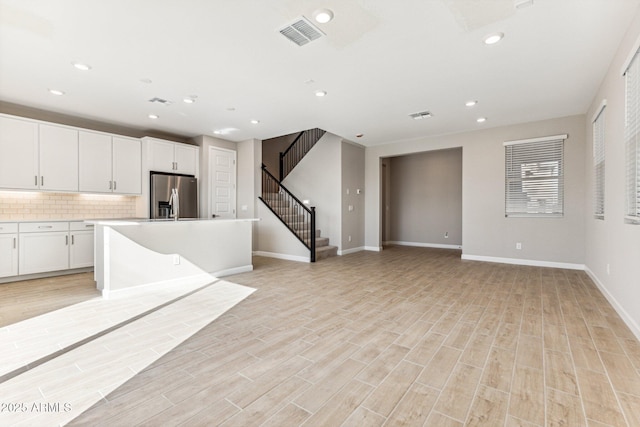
left=365, top=115, right=587, bottom=267
left=584, top=9, right=640, bottom=338
left=192, top=135, right=237, bottom=219
left=237, top=138, right=262, bottom=250
left=282, top=132, right=342, bottom=250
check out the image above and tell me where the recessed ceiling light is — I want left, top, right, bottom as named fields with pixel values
left=183, top=97, right=195, bottom=104
left=484, top=32, right=504, bottom=45
left=148, top=114, right=159, bottom=119
left=315, top=90, right=327, bottom=97
left=213, top=130, right=222, bottom=135
left=465, top=100, right=478, bottom=107
left=48, top=89, right=65, bottom=96
left=313, top=9, right=334, bottom=24
left=477, top=117, right=487, bottom=123
left=140, top=78, right=153, bottom=84
left=226, top=107, right=236, bottom=111
left=250, top=120, right=260, bottom=124
left=515, top=0, right=534, bottom=9
left=72, top=62, right=91, bottom=71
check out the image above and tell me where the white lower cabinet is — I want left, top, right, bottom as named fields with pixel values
left=19, top=230, right=69, bottom=275
left=0, top=223, right=18, bottom=278
left=15, top=221, right=95, bottom=276
left=70, top=222, right=95, bottom=269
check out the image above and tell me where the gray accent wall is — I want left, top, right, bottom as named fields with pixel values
left=365, top=114, right=587, bottom=265
left=388, top=148, right=462, bottom=247
left=584, top=8, right=640, bottom=338
left=261, top=132, right=298, bottom=177
left=341, top=142, right=365, bottom=251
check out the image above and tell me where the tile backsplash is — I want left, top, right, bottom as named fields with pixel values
left=0, top=191, right=138, bottom=220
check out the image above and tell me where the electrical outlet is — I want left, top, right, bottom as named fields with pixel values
left=444, top=232, right=449, bottom=238
left=606, top=263, right=610, bottom=275
left=173, top=255, right=180, bottom=265
left=348, top=235, right=352, bottom=242
left=348, top=205, right=354, bottom=211
left=516, top=242, right=522, bottom=250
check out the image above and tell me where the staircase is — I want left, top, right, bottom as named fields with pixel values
left=262, top=191, right=338, bottom=261
left=280, top=128, right=326, bottom=181
left=260, top=165, right=337, bottom=262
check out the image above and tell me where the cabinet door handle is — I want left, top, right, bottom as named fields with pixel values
left=38, top=225, right=53, bottom=229
left=71, top=235, right=75, bottom=245
left=114, top=181, right=117, bottom=190
left=66, top=235, right=69, bottom=245
left=35, top=175, right=38, bottom=186
left=41, top=176, right=44, bottom=186
left=109, top=181, right=112, bottom=190
left=13, top=237, right=16, bottom=249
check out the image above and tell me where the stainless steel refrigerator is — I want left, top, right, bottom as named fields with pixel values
left=150, top=172, right=198, bottom=219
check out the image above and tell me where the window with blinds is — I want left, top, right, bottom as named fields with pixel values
left=624, top=51, right=640, bottom=224
left=593, top=104, right=606, bottom=220
left=504, top=135, right=566, bottom=217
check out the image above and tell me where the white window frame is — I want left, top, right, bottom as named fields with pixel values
left=624, top=51, right=640, bottom=224
left=504, top=134, right=567, bottom=218
left=592, top=101, right=606, bottom=220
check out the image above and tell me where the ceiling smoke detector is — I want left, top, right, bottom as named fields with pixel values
left=409, top=111, right=433, bottom=120
left=279, top=17, right=325, bottom=46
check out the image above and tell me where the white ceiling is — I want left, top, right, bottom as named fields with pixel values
left=0, top=0, right=638, bottom=146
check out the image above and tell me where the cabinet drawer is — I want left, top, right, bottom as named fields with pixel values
left=19, top=222, right=69, bottom=233
left=0, top=223, right=18, bottom=234
left=70, top=221, right=95, bottom=231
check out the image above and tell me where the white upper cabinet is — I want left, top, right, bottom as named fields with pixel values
left=112, top=136, right=141, bottom=194
left=174, top=144, right=198, bottom=175
left=0, top=116, right=39, bottom=190
left=79, top=131, right=141, bottom=194
left=79, top=131, right=112, bottom=193
left=147, top=138, right=198, bottom=176
left=39, top=124, right=79, bottom=191
left=147, top=139, right=176, bottom=173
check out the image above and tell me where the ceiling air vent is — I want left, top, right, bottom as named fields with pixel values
left=409, top=111, right=433, bottom=120
left=279, top=17, right=325, bottom=46
left=148, top=97, right=172, bottom=106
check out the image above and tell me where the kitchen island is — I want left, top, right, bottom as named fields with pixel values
left=88, top=218, right=258, bottom=297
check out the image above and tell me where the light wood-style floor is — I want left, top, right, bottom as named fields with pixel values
left=5, top=247, right=640, bottom=426
left=0, top=272, right=99, bottom=327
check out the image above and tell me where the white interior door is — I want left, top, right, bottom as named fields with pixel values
left=209, top=147, right=236, bottom=219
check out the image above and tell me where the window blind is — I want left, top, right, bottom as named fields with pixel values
left=593, top=105, right=606, bottom=219
left=625, top=51, right=640, bottom=224
left=505, top=136, right=565, bottom=217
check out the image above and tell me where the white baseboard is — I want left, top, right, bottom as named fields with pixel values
left=211, top=265, right=253, bottom=277
left=461, top=254, right=585, bottom=270
left=253, top=251, right=310, bottom=263
left=102, top=273, right=216, bottom=299
left=338, top=246, right=365, bottom=256
left=387, top=241, right=462, bottom=250
left=364, top=246, right=383, bottom=252
left=585, top=267, right=640, bottom=341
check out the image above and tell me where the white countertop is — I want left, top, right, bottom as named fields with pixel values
left=87, top=218, right=259, bottom=226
